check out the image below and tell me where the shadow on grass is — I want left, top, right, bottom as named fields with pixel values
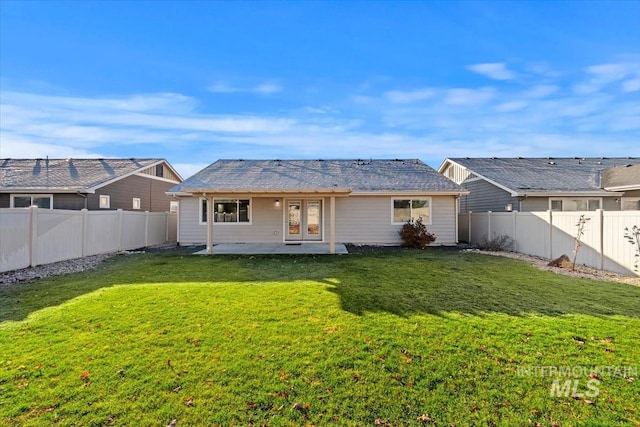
left=1, top=249, right=639, bottom=323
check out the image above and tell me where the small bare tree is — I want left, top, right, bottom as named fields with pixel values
left=624, top=226, right=640, bottom=272
left=572, top=214, right=591, bottom=271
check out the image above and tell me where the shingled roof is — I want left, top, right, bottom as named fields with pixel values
left=443, top=157, right=640, bottom=194
left=169, top=159, right=466, bottom=194
left=1, top=158, right=179, bottom=193
left=602, top=164, right=640, bottom=190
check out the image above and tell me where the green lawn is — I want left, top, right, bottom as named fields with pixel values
left=1, top=250, right=639, bottom=426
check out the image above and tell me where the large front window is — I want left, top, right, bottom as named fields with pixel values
left=201, top=198, right=250, bottom=223
left=392, top=198, right=431, bottom=224
left=550, top=198, right=601, bottom=211
left=10, top=194, right=52, bottom=209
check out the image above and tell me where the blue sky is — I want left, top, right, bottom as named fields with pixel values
left=1, top=1, right=639, bottom=178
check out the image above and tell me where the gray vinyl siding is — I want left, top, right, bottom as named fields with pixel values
left=460, top=179, right=518, bottom=212
left=178, top=195, right=457, bottom=245
left=603, top=197, right=621, bottom=210
left=336, top=196, right=456, bottom=245
left=520, top=196, right=622, bottom=211
left=178, top=197, right=286, bottom=245
left=0, top=193, right=86, bottom=209
left=87, top=175, right=176, bottom=212
left=53, top=194, right=87, bottom=210
left=520, top=197, right=550, bottom=212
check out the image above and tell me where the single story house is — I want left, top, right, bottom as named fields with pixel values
left=438, top=157, right=640, bottom=212
left=1, top=158, right=182, bottom=212
left=167, top=159, right=468, bottom=253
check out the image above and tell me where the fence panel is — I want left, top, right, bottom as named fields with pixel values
left=460, top=210, right=640, bottom=276
left=148, top=213, right=168, bottom=246
left=489, top=212, right=515, bottom=241
left=0, top=209, right=31, bottom=272
left=469, top=212, right=488, bottom=244
left=513, top=212, right=550, bottom=258
left=603, top=212, right=639, bottom=274
left=0, top=208, right=177, bottom=273
left=551, top=212, right=601, bottom=269
left=85, top=211, right=121, bottom=255
left=35, top=209, right=84, bottom=265
left=121, top=211, right=147, bottom=250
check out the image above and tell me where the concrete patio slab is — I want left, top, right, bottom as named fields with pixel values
left=194, top=243, right=348, bottom=255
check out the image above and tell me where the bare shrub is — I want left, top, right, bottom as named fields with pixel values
left=479, top=234, right=514, bottom=252
left=624, top=225, right=640, bottom=272
left=398, top=218, right=436, bottom=249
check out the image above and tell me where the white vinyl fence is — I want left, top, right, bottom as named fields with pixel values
left=0, top=207, right=177, bottom=273
left=459, top=210, right=640, bottom=276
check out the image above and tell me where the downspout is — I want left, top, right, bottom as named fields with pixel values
left=76, top=192, right=88, bottom=209
left=455, top=195, right=460, bottom=244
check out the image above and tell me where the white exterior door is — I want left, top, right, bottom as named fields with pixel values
left=285, top=199, right=322, bottom=241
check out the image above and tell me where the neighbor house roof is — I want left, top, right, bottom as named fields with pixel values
left=439, top=157, right=640, bottom=196
left=0, top=158, right=182, bottom=193
left=169, top=159, right=467, bottom=195
left=601, top=164, right=640, bottom=191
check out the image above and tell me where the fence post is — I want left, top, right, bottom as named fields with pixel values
left=144, top=211, right=149, bottom=247
left=165, top=212, right=169, bottom=242
left=29, top=206, right=38, bottom=267
left=468, top=211, right=472, bottom=243
left=117, top=209, right=123, bottom=251
left=512, top=210, right=517, bottom=252
left=598, top=209, right=604, bottom=270
left=548, top=210, right=553, bottom=260
left=81, top=209, right=88, bottom=256
left=487, top=211, right=492, bottom=239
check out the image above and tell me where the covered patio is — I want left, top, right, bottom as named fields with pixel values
left=194, top=243, right=349, bottom=255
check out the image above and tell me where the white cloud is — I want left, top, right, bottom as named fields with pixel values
left=445, top=88, right=495, bottom=106
left=524, top=85, right=558, bottom=98
left=622, top=78, right=640, bottom=93
left=467, top=63, right=516, bottom=80
left=385, top=88, right=435, bottom=104
left=2, top=57, right=639, bottom=172
left=207, top=81, right=282, bottom=95
left=173, top=162, right=209, bottom=179
left=495, top=101, right=528, bottom=112
left=573, top=61, right=640, bottom=94
left=254, top=83, right=282, bottom=94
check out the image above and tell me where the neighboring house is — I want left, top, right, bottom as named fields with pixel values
left=438, top=157, right=640, bottom=212
left=602, top=164, right=640, bottom=210
left=0, top=158, right=182, bottom=212
left=167, top=159, right=468, bottom=252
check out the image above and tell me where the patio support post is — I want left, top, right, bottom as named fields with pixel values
left=207, top=195, right=214, bottom=254
left=329, top=196, right=336, bottom=254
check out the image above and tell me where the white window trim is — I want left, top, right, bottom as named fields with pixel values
left=391, top=197, right=433, bottom=225
left=99, top=195, right=111, bottom=209
left=199, top=197, right=252, bottom=225
left=549, top=197, right=603, bottom=211
left=10, top=194, right=53, bottom=209
left=132, top=197, right=141, bottom=210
